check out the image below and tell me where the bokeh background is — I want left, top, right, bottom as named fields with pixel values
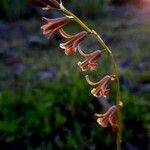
left=0, top=0, right=150, bottom=149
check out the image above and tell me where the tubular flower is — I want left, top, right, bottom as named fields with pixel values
left=29, top=0, right=60, bottom=10
left=59, top=30, right=87, bottom=55
left=77, top=46, right=101, bottom=71
left=95, top=105, right=119, bottom=132
left=41, top=16, right=72, bottom=40
left=85, top=75, right=115, bottom=97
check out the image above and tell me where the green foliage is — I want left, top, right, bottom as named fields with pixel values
left=67, top=0, right=110, bottom=18
left=0, top=0, right=29, bottom=19
left=0, top=0, right=110, bottom=19
left=0, top=62, right=149, bottom=149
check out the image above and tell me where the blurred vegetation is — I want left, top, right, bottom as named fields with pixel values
left=0, top=0, right=143, bottom=19
left=0, top=0, right=110, bottom=20
left=0, top=0, right=30, bottom=19
left=0, top=56, right=149, bottom=149
left=0, top=0, right=150, bottom=149
left=111, top=0, right=142, bottom=5
left=0, top=40, right=149, bottom=149
left=66, top=0, right=110, bottom=19
left=0, top=0, right=144, bottom=20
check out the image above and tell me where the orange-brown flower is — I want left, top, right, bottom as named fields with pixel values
left=77, top=46, right=101, bottom=71
left=85, top=75, right=115, bottom=97
left=95, top=105, right=118, bottom=132
left=41, top=16, right=72, bottom=40
left=29, top=0, right=60, bottom=10
left=59, top=30, right=87, bottom=55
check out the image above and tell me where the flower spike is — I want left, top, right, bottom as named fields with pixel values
left=59, top=31, right=87, bottom=55
left=77, top=46, right=101, bottom=71
left=30, top=0, right=123, bottom=143
left=41, top=16, right=72, bottom=40
left=85, top=75, right=115, bottom=97
left=95, top=105, right=119, bottom=132
left=29, top=0, right=60, bottom=10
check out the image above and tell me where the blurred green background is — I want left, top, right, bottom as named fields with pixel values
left=0, top=0, right=150, bottom=149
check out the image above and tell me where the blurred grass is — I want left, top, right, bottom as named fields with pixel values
left=0, top=44, right=149, bottom=149
left=0, top=0, right=29, bottom=19
left=0, top=0, right=110, bottom=20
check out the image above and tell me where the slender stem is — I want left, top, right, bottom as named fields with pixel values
left=101, top=49, right=107, bottom=53
left=62, top=7, right=122, bottom=150
left=61, top=8, right=92, bottom=33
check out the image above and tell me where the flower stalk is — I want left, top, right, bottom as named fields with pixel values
left=29, top=1, right=123, bottom=149
left=61, top=7, right=122, bottom=150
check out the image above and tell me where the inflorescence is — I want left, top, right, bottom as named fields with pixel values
left=29, top=0, right=123, bottom=149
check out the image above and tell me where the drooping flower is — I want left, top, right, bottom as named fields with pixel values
left=59, top=30, right=87, bottom=55
left=29, top=0, right=60, bottom=10
left=77, top=46, right=101, bottom=71
left=95, top=105, right=119, bottom=132
left=41, top=16, right=72, bottom=40
left=85, top=75, right=115, bottom=97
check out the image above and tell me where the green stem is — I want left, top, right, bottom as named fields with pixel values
left=62, top=7, right=122, bottom=150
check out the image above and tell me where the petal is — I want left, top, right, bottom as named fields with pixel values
left=59, top=43, right=66, bottom=49
left=88, top=63, right=97, bottom=71
left=91, top=88, right=97, bottom=97
left=77, top=45, right=91, bottom=57
left=60, top=38, right=74, bottom=49
left=78, top=61, right=87, bottom=71
left=98, top=89, right=110, bottom=97
left=59, top=29, right=74, bottom=39
left=65, top=46, right=74, bottom=55
left=47, top=25, right=67, bottom=40
left=109, top=114, right=118, bottom=132
left=85, top=75, right=100, bottom=86
left=97, top=117, right=109, bottom=127
left=41, top=23, right=52, bottom=32
left=47, top=29, right=57, bottom=40
left=88, top=51, right=101, bottom=63
left=95, top=113, right=105, bottom=117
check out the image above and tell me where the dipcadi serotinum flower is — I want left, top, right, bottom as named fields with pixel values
left=95, top=105, right=118, bottom=132
left=77, top=45, right=101, bottom=71
left=59, top=30, right=87, bottom=55
left=41, top=16, right=72, bottom=40
left=29, top=0, right=61, bottom=10
left=85, top=75, right=116, bottom=97
left=95, top=102, right=123, bottom=132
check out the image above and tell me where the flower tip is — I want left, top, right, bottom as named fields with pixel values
left=97, top=118, right=108, bottom=127
left=78, top=61, right=81, bottom=66
left=42, top=7, right=50, bottom=10
left=94, top=113, right=99, bottom=117
left=59, top=43, right=65, bottom=49
left=85, top=75, right=88, bottom=78
left=85, top=75, right=89, bottom=81
left=60, top=0, right=65, bottom=10
left=118, top=101, right=123, bottom=107
left=103, top=95, right=107, bottom=98
left=91, top=88, right=96, bottom=96
left=110, top=75, right=116, bottom=81
left=78, top=62, right=87, bottom=71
